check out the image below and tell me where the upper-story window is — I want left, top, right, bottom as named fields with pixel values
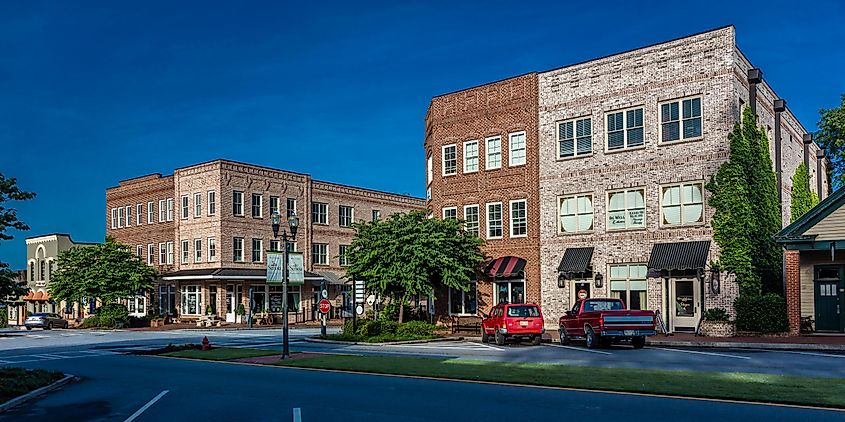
left=166, top=241, right=174, bottom=264
left=136, top=245, right=143, bottom=258
left=166, top=198, right=174, bottom=221
left=442, top=207, right=457, bottom=220
left=606, top=107, right=644, bottom=151
left=558, top=117, right=592, bottom=158
left=233, top=237, right=244, bottom=262
left=208, top=237, right=216, bottom=262
left=486, top=136, right=501, bottom=170
left=372, top=209, right=381, bottom=221
left=312, top=202, right=328, bottom=225
left=159, top=199, right=167, bottom=222
left=118, top=207, right=125, bottom=228
left=509, top=132, right=526, bottom=166
left=181, top=240, right=190, bottom=264
left=194, top=193, right=202, bottom=217
left=136, top=204, right=143, bottom=225
left=339, top=245, right=350, bottom=267
left=463, top=141, right=479, bottom=173
left=208, top=191, right=216, bottom=216
left=607, top=188, right=646, bottom=230
left=286, top=198, right=297, bottom=217
left=233, top=191, right=244, bottom=216
left=661, top=182, right=704, bottom=226
left=509, top=199, right=527, bottom=237
left=339, top=205, right=354, bottom=227
left=125, top=206, right=132, bottom=227
left=270, top=196, right=280, bottom=216
left=181, top=195, right=189, bottom=219
left=660, top=97, right=702, bottom=143
left=147, top=244, right=155, bottom=265
left=252, top=238, right=263, bottom=262
left=312, top=243, right=328, bottom=265
left=464, top=205, right=479, bottom=236
left=194, top=239, right=202, bottom=262
left=251, top=193, right=263, bottom=218
left=486, top=202, right=503, bottom=239
left=147, top=201, right=154, bottom=225
left=111, top=208, right=117, bottom=229
left=442, top=145, right=457, bottom=176
left=559, top=194, right=594, bottom=234
left=427, top=154, right=433, bottom=185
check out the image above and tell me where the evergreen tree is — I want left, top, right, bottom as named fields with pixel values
left=790, top=162, right=819, bottom=223
left=817, top=93, right=845, bottom=190
left=0, top=174, right=35, bottom=304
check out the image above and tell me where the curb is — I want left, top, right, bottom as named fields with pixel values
left=303, top=336, right=462, bottom=346
left=0, top=374, right=77, bottom=413
left=646, top=339, right=845, bottom=351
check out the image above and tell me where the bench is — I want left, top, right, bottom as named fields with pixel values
left=196, top=315, right=224, bottom=327
left=451, top=316, right=482, bottom=334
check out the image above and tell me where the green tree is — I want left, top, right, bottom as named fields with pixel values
left=345, top=210, right=484, bottom=322
left=817, top=93, right=845, bottom=190
left=49, top=236, right=157, bottom=304
left=0, top=174, right=35, bottom=304
left=790, top=162, right=819, bottom=223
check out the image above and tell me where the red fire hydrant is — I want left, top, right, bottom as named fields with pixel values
left=201, top=336, right=210, bottom=351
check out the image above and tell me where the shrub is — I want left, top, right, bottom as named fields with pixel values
left=0, top=308, right=7, bottom=328
left=79, top=315, right=101, bottom=328
left=129, top=316, right=151, bottom=328
left=92, top=303, right=130, bottom=328
left=703, top=308, right=731, bottom=322
left=734, top=293, right=788, bottom=333
left=357, top=320, right=398, bottom=337
left=396, top=321, right=437, bottom=337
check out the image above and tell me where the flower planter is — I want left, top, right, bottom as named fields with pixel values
left=150, top=319, right=165, bottom=328
left=699, top=320, right=736, bottom=337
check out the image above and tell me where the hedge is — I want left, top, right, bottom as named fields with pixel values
left=734, top=293, right=788, bottom=333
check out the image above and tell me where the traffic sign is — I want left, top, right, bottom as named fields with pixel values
left=354, top=280, right=365, bottom=304
left=356, top=305, right=364, bottom=315
left=366, top=294, right=376, bottom=306
left=319, top=299, right=331, bottom=314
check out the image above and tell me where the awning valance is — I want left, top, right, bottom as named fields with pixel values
left=647, top=241, right=711, bottom=273
left=484, top=256, right=526, bottom=279
left=557, top=247, right=594, bottom=274
left=23, top=291, right=51, bottom=301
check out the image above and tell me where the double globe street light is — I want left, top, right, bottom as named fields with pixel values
left=271, top=211, right=298, bottom=359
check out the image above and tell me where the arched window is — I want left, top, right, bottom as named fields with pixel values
left=30, top=262, right=34, bottom=281
left=48, top=261, right=55, bottom=279
left=40, top=261, right=45, bottom=280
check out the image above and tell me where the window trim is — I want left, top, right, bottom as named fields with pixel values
left=159, top=199, right=166, bottom=223
left=448, top=281, right=478, bottom=316
left=605, top=187, right=647, bottom=231
left=233, top=237, right=244, bottom=262
left=269, top=196, right=280, bottom=217
left=147, top=244, right=155, bottom=265
left=251, top=193, right=263, bottom=218
left=658, top=95, right=704, bottom=146
left=485, top=136, right=502, bottom=170
left=339, top=244, right=350, bottom=267
left=312, top=243, right=329, bottom=266
left=508, top=131, right=527, bottom=167
left=181, top=240, right=190, bottom=264
left=312, top=202, right=328, bottom=225
left=604, top=106, right=645, bottom=153
left=442, top=144, right=457, bottom=176
left=207, top=237, right=216, bottom=262
left=181, top=195, right=189, bottom=220
left=194, top=193, right=202, bottom=218
left=463, top=140, right=479, bottom=174
left=339, top=205, right=354, bottom=228
left=442, top=206, right=457, bottom=220
left=194, top=238, right=202, bottom=263
left=608, top=263, right=649, bottom=311
left=110, top=208, right=117, bottom=229
left=658, top=181, right=706, bottom=228
left=486, top=202, right=503, bottom=240
left=233, top=191, right=244, bottom=217
left=147, top=201, right=154, bottom=225
left=166, top=198, right=174, bottom=221
left=556, top=116, right=593, bottom=160
left=557, top=193, right=595, bottom=235
left=509, top=199, right=528, bottom=238
left=252, top=238, right=263, bottom=263
left=463, top=204, right=480, bottom=236
left=136, top=203, right=143, bottom=225
left=207, top=191, right=216, bottom=216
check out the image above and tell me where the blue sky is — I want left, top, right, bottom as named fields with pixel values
left=1, top=1, right=843, bottom=267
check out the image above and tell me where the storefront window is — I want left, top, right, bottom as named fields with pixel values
left=494, top=281, right=525, bottom=304
left=449, top=282, right=477, bottom=315
left=159, top=284, right=176, bottom=315
left=209, top=286, right=217, bottom=314
left=252, top=286, right=266, bottom=313
left=609, top=265, right=647, bottom=310
left=180, top=285, right=201, bottom=315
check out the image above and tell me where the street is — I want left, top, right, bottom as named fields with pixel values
left=2, top=328, right=845, bottom=421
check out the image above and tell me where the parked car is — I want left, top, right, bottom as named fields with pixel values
left=558, top=298, right=656, bottom=349
left=481, top=303, right=545, bottom=346
left=24, top=313, right=68, bottom=330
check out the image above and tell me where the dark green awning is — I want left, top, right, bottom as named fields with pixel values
left=557, top=247, right=594, bottom=274
left=648, top=241, right=711, bottom=272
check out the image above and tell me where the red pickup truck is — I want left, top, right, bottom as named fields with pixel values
left=558, top=298, right=656, bottom=349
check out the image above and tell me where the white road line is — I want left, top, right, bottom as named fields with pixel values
left=293, top=407, right=302, bottom=422
left=125, top=390, right=169, bottom=422
left=0, top=360, right=10, bottom=364
left=780, top=350, right=845, bottom=358
left=544, top=343, right=612, bottom=355
left=471, top=342, right=505, bottom=351
left=647, top=347, right=751, bottom=360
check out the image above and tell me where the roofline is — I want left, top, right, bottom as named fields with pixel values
left=107, top=173, right=173, bottom=191
left=775, top=187, right=845, bottom=242
left=25, top=233, right=99, bottom=245
left=431, top=71, right=536, bottom=100
left=312, top=179, right=426, bottom=202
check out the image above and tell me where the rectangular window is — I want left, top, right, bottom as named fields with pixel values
left=181, top=195, right=189, bottom=219
left=464, top=205, right=479, bottom=236
left=661, top=97, right=702, bottom=142
left=661, top=182, right=704, bottom=226
left=442, top=207, right=457, bottom=220
left=111, top=208, right=117, bottom=229
left=194, top=193, right=202, bottom=217
left=233, top=191, right=244, bottom=216
left=558, top=117, right=592, bottom=158
left=427, top=154, right=433, bottom=185
left=606, top=107, right=644, bottom=150
left=559, top=194, right=594, bottom=234
left=180, top=285, right=202, bottom=315
left=607, top=189, right=646, bottom=230
left=159, top=243, right=166, bottom=265
left=486, top=202, right=503, bottom=239
left=125, top=206, right=132, bottom=227
left=509, top=199, right=527, bottom=237
left=208, top=191, right=216, bottom=216
left=486, top=136, right=501, bottom=170
left=270, top=196, right=280, bottom=216
left=166, top=241, right=174, bottom=264
left=509, top=131, right=526, bottom=166
left=609, top=264, right=648, bottom=310
left=339, top=245, right=350, bottom=267
left=147, top=201, right=154, bottom=224
left=118, top=207, right=125, bottom=228
left=339, top=205, right=354, bottom=227
left=312, top=202, right=328, bottom=225
left=449, top=281, right=477, bottom=315
left=233, top=237, right=244, bottom=262
left=181, top=240, right=190, bottom=264
left=252, top=193, right=263, bottom=218
left=252, top=238, right=263, bottom=262
left=208, top=237, right=216, bottom=262
left=463, top=140, right=479, bottom=173
left=136, top=203, right=143, bottom=225
left=286, top=198, right=296, bottom=217
left=136, top=245, right=143, bottom=258
left=442, top=144, right=457, bottom=176
left=312, top=243, right=328, bottom=265
left=159, top=199, right=166, bottom=222
left=194, top=239, right=202, bottom=262
left=166, top=198, right=174, bottom=221
left=147, top=244, right=155, bottom=265
left=270, top=240, right=280, bottom=252
left=372, top=210, right=381, bottom=221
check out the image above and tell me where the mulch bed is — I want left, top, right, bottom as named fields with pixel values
left=232, top=352, right=322, bottom=364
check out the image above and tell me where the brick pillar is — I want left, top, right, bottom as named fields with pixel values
left=785, top=250, right=801, bottom=335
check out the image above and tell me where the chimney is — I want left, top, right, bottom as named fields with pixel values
left=747, top=68, right=763, bottom=117
left=817, top=149, right=827, bottom=200
left=803, top=134, right=813, bottom=173
left=773, top=99, right=786, bottom=207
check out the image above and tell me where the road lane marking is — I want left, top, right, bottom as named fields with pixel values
left=293, top=407, right=302, bottom=422
left=544, top=343, right=612, bottom=355
left=647, top=347, right=751, bottom=360
left=125, top=390, right=169, bottom=422
left=472, top=342, right=505, bottom=351
left=780, top=350, right=845, bottom=358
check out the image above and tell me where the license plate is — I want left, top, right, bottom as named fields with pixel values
left=519, top=321, right=529, bottom=327
left=623, top=330, right=637, bottom=336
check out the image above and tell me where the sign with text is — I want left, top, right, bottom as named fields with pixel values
left=354, top=280, right=365, bottom=304
left=266, top=252, right=305, bottom=285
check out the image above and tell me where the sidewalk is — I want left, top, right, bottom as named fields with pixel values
left=128, top=320, right=343, bottom=332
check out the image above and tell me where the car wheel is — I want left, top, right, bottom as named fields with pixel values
left=495, top=330, right=506, bottom=346
left=531, top=334, right=542, bottom=346
left=585, top=328, right=599, bottom=349
left=559, top=327, right=570, bottom=345
left=46, top=322, right=52, bottom=330
left=26, top=326, right=32, bottom=330
left=481, top=329, right=489, bottom=343
left=632, top=336, right=646, bottom=349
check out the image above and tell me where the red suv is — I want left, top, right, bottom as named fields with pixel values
left=481, top=303, right=545, bottom=346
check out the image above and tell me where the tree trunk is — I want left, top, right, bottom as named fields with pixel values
left=398, top=292, right=408, bottom=323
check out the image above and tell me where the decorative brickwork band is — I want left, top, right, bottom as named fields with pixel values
left=785, top=250, right=801, bottom=336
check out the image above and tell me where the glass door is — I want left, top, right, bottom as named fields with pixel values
left=670, top=279, right=699, bottom=331
left=814, top=266, right=844, bottom=332
left=225, top=285, right=235, bottom=322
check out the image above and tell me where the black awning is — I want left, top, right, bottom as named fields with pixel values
left=647, top=241, right=711, bottom=272
left=557, top=247, right=594, bottom=273
left=484, top=256, right=527, bottom=279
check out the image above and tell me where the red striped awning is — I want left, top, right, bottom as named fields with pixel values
left=484, top=256, right=526, bottom=279
left=22, top=291, right=51, bottom=301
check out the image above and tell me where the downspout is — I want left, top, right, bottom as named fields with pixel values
left=747, top=68, right=763, bottom=117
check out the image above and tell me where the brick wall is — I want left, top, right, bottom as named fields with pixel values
left=785, top=249, right=801, bottom=335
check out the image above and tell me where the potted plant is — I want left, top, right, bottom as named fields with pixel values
left=699, top=308, right=736, bottom=337
left=236, top=303, right=246, bottom=324
left=205, top=304, right=213, bottom=316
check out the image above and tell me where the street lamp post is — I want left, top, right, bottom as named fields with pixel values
left=271, top=211, right=299, bottom=359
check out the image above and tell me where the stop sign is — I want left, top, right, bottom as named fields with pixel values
left=318, top=299, right=331, bottom=314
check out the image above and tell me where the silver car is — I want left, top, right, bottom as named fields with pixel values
left=24, top=313, right=68, bottom=330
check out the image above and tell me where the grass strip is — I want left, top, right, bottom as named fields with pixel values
left=0, top=367, right=64, bottom=403
left=322, top=333, right=439, bottom=343
left=276, top=354, right=845, bottom=409
left=162, top=347, right=278, bottom=361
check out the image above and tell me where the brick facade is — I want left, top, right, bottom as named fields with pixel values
left=785, top=249, right=801, bottom=335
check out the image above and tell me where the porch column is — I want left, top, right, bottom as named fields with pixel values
left=785, top=250, right=802, bottom=336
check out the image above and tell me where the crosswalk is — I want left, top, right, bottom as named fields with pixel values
left=0, top=349, right=119, bottom=365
